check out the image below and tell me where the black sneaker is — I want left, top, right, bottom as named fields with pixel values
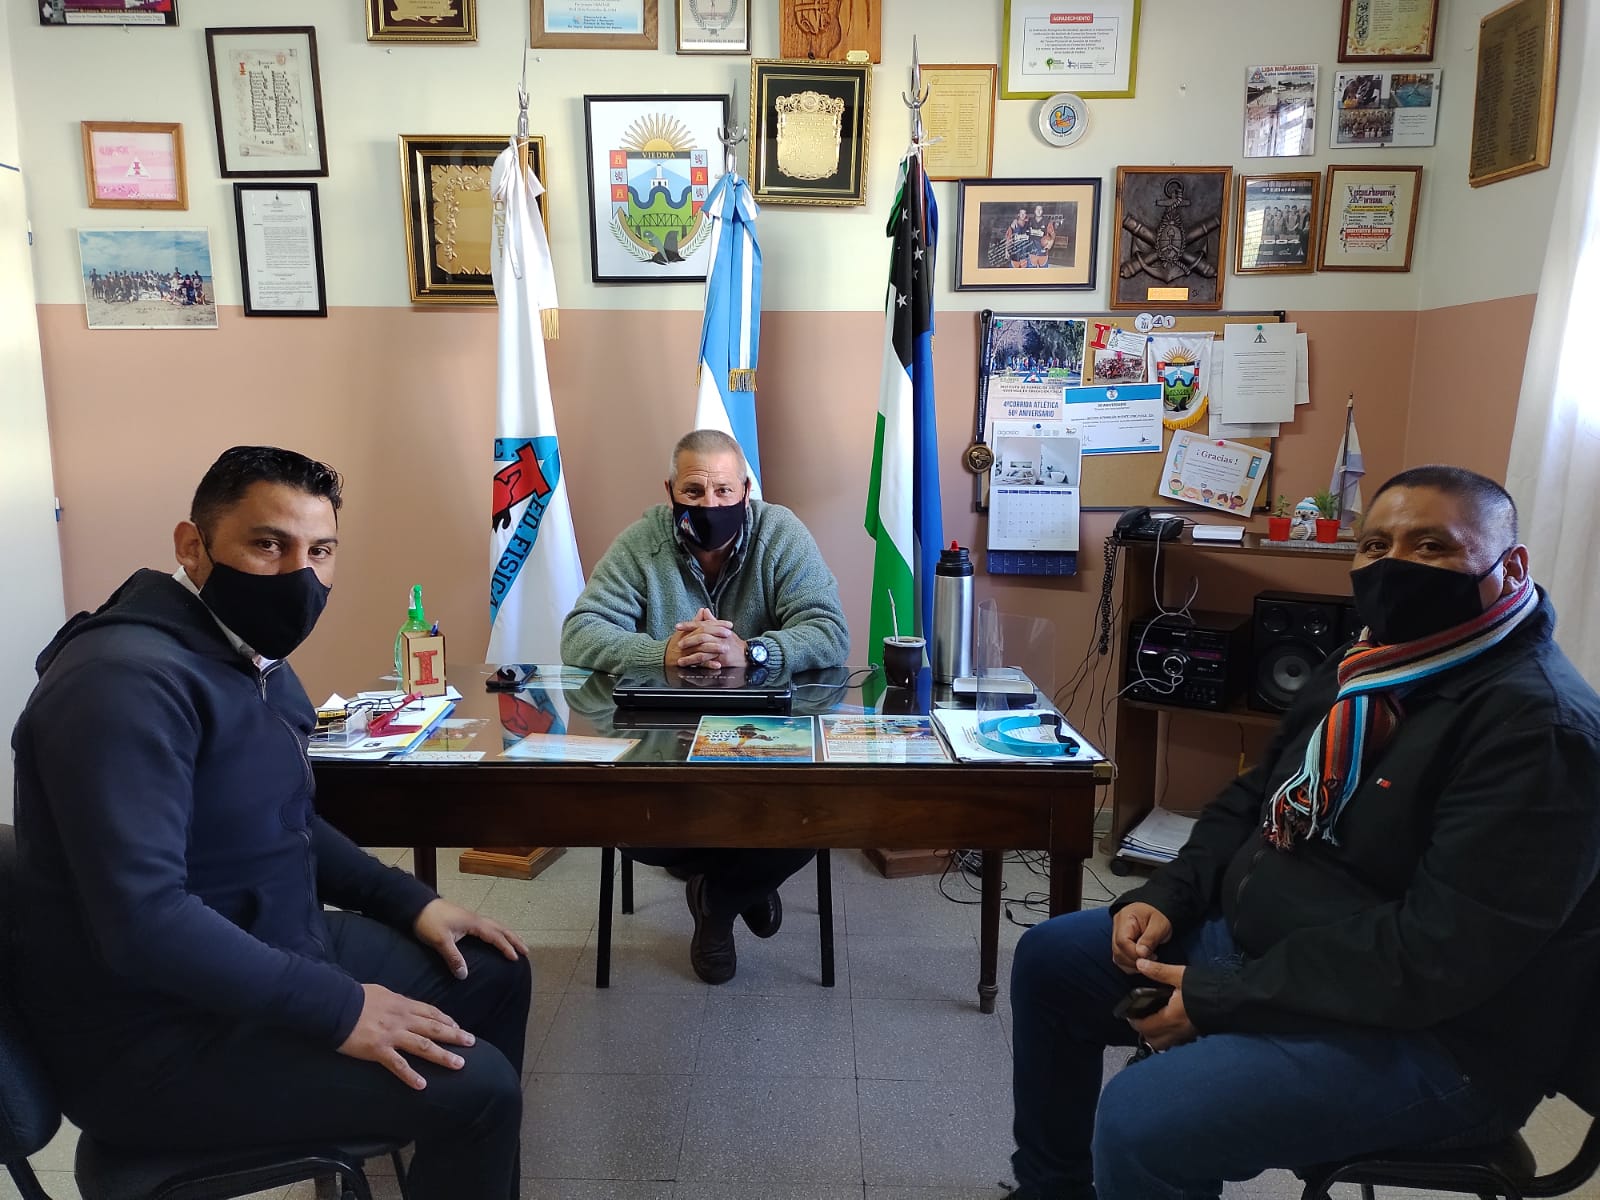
left=740, top=890, right=783, bottom=938
left=686, top=874, right=737, bottom=984
left=1005, top=1183, right=1095, bottom=1200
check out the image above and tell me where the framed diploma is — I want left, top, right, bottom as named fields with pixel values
left=1339, top=0, right=1439, bottom=63
left=749, top=59, right=872, bottom=207
left=204, top=27, right=328, bottom=178
left=366, top=0, right=477, bottom=43
left=81, top=121, right=187, bottom=210
left=677, top=0, right=749, bottom=54
left=1468, top=0, right=1560, bottom=188
left=233, top=183, right=327, bottom=317
left=40, top=0, right=177, bottom=26
left=1318, top=164, right=1423, bottom=272
left=1002, top=0, right=1141, bottom=100
left=919, top=64, right=997, bottom=181
left=532, top=0, right=657, bottom=49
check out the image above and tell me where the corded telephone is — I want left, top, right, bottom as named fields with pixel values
left=1113, top=507, right=1185, bottom=542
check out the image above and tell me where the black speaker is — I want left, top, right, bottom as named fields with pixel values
left=1249, top=591, right=1358, bottom=713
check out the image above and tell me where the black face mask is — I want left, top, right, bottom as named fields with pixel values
left=672, top=500, right=746, bottom=550
left=1350, top=553, right=1506, bottom=645
left=198, top=560, right=331, bottom=659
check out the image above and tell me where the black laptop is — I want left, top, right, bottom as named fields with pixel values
left=611, top=666, right=793, bottom=713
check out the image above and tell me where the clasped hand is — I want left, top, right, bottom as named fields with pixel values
left=1111, top=900, right=1197, bottom=1052
left=666, top=607, right=747, bottom=669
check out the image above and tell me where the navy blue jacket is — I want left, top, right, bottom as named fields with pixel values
left=11, top=570, right=435, bottom=1097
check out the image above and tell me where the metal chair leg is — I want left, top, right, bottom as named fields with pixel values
left=621, top=852, right=634, bottom=915
left=1360, top=1186, right=1375, bottom=1200
left=597, top=846, right=615, bottom=988
left=817, top=851, right=835, bottom=987
left=6, top=1161, right=56, bottom=1200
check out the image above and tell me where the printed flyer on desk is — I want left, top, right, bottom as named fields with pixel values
left=688, top=715, right=816, bottom=763
left=820, top=715, right=951, bottom=763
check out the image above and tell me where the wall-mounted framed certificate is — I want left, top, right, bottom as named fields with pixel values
left=919, top=64, right=997, bottom=181
left=233, top=182, right=327, bottom=317
left=677, top=0, right=748, bottom=54
left=1339, top=0, right=1439, bottom=63
left=204, top=27, right=328, bottom=178
left=532, top=0, right=657, bottom=49
left=1002, top=0, right=1140, bottom=99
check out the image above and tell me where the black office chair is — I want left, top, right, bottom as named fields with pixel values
left=0, top=824, right=406, bottom=1200
left=1298, top=984, right=1600, bottom=1200
left=595, top=849, right=835, bottom=989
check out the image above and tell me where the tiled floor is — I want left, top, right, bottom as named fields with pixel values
left=6, top=847, right=1597, bottom=1200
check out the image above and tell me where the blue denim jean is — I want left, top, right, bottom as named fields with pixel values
left=1010, top=907, right=1532, bottom=1199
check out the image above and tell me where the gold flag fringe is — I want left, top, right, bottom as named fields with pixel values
left=540, top=307, right=559, bottom=340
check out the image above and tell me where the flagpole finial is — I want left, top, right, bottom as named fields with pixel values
left=717, top=83, right=748, bottom=180
left=903, top=35, right=929, bottom=150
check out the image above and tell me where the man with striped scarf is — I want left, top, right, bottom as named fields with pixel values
left=1008, top=465, right=1600, bottom=1200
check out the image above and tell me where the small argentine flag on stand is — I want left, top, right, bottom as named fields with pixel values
left=693, top=122, right=764, bottom=495
left=1331, top=396, right=1365, bottom=535
left=486, top=126, right=586, bottom=664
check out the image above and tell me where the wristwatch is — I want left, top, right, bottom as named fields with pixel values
left=746, top=638, right=770, bottom=667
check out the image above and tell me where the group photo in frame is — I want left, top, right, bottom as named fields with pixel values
left=1339, top=0, right=1439, bottom=62
left=400, top=134, right=547, bottom=305
left=366, top=0, right=477, bottom=43
left=40, top=0, right=176, bottom=26
left=204, top=27, right=328, bottom=178
left=233, top=183, right=327, bottom=318
left=1002, top=0, right=1140, bottom=99
left=676, top=0, right=749, bottom=54
left=584, top=94, right=728, bottom=283
left=748, top=59, right=871, bottom=207
left=1319, top=163, right=1422, bottom=272
left=80, top=121, right=186, bottom=210
left=1235, top=172, right=1319, bottom=274
left=532, top=0, right=657, bottom=48
left=1110, top=165, right=1231, bottom=310
left=77, top=227, right=217, bottom=330
left=954, top=178, right=1100, bottom=292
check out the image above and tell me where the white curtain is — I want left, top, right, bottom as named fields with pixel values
left=1506, top=1, right=1600, bottom=685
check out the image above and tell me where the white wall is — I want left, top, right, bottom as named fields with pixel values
left=0, top=10, right=67, bottom=823
left=6, top=0, right=1538, bottom=317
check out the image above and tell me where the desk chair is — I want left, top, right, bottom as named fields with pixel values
left=0, top=824, right=405, bottom=1200
left=1299, top=982, right=1600, bottom=1200
left=595, top=849, right=835, bottom=989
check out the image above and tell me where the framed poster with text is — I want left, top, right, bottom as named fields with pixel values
left=1002, top=0, right=1140, bottom=99
left=1318, top=164, right=1422, bottom=272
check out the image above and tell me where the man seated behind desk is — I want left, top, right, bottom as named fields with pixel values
left=11, top=446, right=531, bottom=1200
left=1006, top=465, right=1600, bottom=1200
left=561, top=428, right=850, bottom=984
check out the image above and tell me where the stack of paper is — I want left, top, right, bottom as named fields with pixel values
left=1119, top=807, right=1198, bottom=865
left=1209, top=325, right=1310, bottom=440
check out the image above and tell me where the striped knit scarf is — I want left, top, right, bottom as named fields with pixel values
left=1264, top=578, right=1538, bottom=850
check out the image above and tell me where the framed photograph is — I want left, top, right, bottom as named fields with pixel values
left=954, top=178, right=1100, bottom=291
left=1332, top=69, right=1442, bottom=148
left=80, top=121, right=187, bottom=210
left=1319, top=164, right=1423, bottom=272
left=205, top=27, right=328, bottom=178
left=921, top=64, right=997, bottom=181
left=1235, top=173, right=1319, bottom=274
left=1469, top=0, right=1560, bottom=187
left=1110, top=166, right=1231, bottom=310
left=532, top=0, right=657, bottom=48
left=40, top=0, right=176, bottom=26
left=584, top=95, right=727, bottom=284
left=1244, top=65, right=1317, bottom=158
left=677, top=0, right=748, bottom=53
left=748, top=59, right=871, bottom=207
left=1002, top=0, right=1141, bottom=99
left=367, top=0, right=477, bottom=43
left=78, top=228, right=217, bottom=330
left=401, top=135, right=546, bottom=305
left=1339, top=0, right=1439, bottom=62
left=234, top=183, right=326, bottom=317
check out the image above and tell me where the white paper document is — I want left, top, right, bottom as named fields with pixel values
left=1119, top=807, right=1198, bottom=864
left=1063, top=383, right=1163, bottom=455
left=1221, top=324, right=1297, bottom=422
left=988, top=421, right=1082, bottom=551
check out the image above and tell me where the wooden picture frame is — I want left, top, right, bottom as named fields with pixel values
left=531, top=0, right=657, bottom=48
left=584, top=94, right=729, bottom=283
left=676, top=0, right=750, bottom=54
left=234, top=182, right=327, bottom=318
left=40, top=0, right=177, bottom=26
left=920, top=64, right=997, bottom=181
left=400, top=134, right=547, bottom=305
left=1109, top=166, right=1231, bottom=310
left=1002, top=0, right=1141, bottom=99
left=1339, top=0, right=1440, bottom=62
left=1318, top=164, right=1423, bottom=272
left=954, top=178, right=1100, bottom=291
left=205, top=27, right=328, bottom=178
left=749, top=58, right=872, bottom=207
left=80, top=121, right=187, bottom=210
left=367, top=0, right=477, bottom=42
left=1468, top=0, right=1561, bottom=187
left=1234, top=172, right=1319, bottom=275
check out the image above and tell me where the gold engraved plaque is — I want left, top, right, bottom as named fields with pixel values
left=429, top=163, right=493, bottom=275
left=774, top=91, right=844, bottom=180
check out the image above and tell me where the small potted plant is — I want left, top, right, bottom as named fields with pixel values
left=1312, top=488, right=1342, bottom=542
left=1268, top=494, right=1293, bottom=542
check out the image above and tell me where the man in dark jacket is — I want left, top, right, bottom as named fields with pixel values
left=1008, top=465, right=1600, bottom=1200
left=11, top=446, right=531, bottom=1200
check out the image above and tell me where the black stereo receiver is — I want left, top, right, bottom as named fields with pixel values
left=1124, top=610, right=1251, bottom=711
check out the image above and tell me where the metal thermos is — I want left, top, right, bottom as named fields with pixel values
left=932, top=543, right=974, bottom=683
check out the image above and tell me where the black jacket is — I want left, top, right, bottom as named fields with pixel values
left=1116, top=591, right=1600, bottom=1102
left=11, top=570, right=436, bottom=1098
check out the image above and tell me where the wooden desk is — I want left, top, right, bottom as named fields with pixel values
left=312, top=666, right=1108, bottom=1013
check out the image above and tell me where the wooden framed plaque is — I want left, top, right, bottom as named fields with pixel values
left=1468, top=0, right=1560, bottom=187
left=778, top=0, right=880, bottom=63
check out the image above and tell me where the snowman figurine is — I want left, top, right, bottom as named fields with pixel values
left=1290, top=496, right=1320, bottom=541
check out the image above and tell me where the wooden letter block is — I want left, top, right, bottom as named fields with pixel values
left=778, top=0, right=881, bottom=62
left=402, top=631, right=447, bottom=697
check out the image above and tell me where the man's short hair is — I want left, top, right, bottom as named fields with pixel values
left=670, top=429, right=748, bottom=482
left=191, top=446, right=344, bottom=536
left=1371, top=465, right=1518, bottom=546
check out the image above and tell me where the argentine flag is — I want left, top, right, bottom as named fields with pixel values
left=693, top=171, right=764, bottom=495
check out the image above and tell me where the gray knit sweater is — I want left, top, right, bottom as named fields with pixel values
left=560, top=499, right=850, bottom=676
